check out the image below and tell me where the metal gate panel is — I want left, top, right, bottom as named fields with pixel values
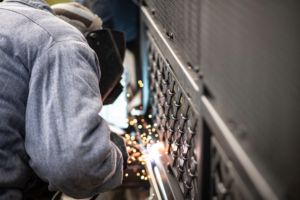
left=144, top=0, right=200, bottom=70
left=200, top=1, right=300, bottom=199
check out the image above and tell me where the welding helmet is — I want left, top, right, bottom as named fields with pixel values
left=52, top=3, right=125, bottom=105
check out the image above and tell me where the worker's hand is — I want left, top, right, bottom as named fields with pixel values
left=110, top=132, right=129, bottom=169
left=123, top=138, right=143, bottom=165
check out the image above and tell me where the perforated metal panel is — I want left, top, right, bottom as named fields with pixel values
left=144, top=0, right=200, bottom=69
left=200, top=1, right=300, bottom=199
left=147, top=32, right=201, bottom=199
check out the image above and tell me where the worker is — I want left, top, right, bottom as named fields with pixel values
left=0, top=0, right=127, bottom=199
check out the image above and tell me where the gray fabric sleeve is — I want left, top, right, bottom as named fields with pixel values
left=25, top=40, right=123, bottom=199
left=110, top=132, right=129, bottom=169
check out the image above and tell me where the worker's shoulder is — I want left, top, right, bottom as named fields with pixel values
left=0, top=3, right=90, bottom=72
left=0, top=3, right=86, bottom=46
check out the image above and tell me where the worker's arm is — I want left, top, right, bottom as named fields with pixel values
left=25, top=40, right=123, bottom=199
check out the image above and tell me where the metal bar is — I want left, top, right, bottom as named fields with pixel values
left=145, top=158, right=163, bottom=200
left=155, top=150, right=185, bottom=200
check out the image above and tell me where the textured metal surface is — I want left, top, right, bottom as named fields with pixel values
left=140, top=6, right=201, bottom=111
left=147, top=32, right=201, bottom=200
left=140, top=1, right=300, bottom=199
left=200, top=1, right=300, bottom=199
left=144, top=0, right=200, bottom=69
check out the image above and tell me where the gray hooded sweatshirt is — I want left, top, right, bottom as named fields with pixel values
left=0, top=0, right=123, bottom=199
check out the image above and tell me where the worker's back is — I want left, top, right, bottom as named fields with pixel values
left=0, top=0, right=123, bottom=199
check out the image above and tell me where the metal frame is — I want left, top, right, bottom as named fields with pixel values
left=139, top=3, right=279, bottom=200
left=201, top=96, right=279, bottom=200
left=140, top=6, right=202, bottom=110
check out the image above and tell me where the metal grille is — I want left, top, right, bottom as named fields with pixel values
left=147, top=32, right=200, bottom=199
left=144, top=0, right=200, bottom=69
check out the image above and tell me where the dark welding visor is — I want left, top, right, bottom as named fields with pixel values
left=86, top=29, right=126, bottom=105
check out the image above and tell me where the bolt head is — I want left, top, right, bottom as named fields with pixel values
left=151, top=9, right=155, bottom=15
